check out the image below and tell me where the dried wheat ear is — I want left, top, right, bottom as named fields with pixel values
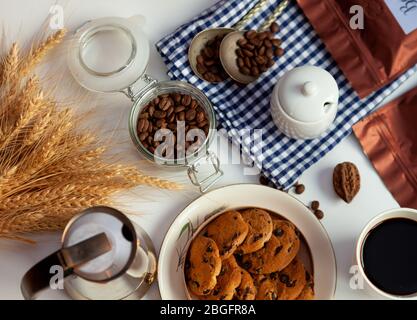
left=0, top=29, right=181, bottom=244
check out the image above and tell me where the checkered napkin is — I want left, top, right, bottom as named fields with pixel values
left=156, top=0, right=417, bottom=189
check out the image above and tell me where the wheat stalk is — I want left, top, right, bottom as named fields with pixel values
left=0, top=29, right=182, bottom=243
left=19, top=29, right=67, bottom=77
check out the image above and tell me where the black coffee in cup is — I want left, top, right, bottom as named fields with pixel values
left=362, top=218, right=417, bottom=296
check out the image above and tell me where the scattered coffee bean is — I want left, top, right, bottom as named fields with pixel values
left=314, top=209, right=324, bottom=220
left=259, top=175, right=269, bottom=186
left=137, top=93, right=209, bottom=158
left=235, top=23, right=284, bottom=80
left=295, top=183, right=305, bottom=195
left=311, top=200, right=320, bottom=211
left=194, top=35, right=229, bottom=83
left=270, top=22, right=280, bottom=33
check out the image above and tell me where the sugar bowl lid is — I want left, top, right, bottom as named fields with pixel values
left=276, top=66, right=339, bottom=123
left=67, top=16, right=150, bottom=93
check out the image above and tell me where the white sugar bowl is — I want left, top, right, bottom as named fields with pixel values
left=270, top=65, right=339, bottom=140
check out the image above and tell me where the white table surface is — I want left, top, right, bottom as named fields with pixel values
left=0, top=0, right=416, bottom=300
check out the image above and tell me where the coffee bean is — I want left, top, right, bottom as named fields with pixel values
left=244, top=56, right=252, bottom=68
left=137, top=93, right=209, bottom=158
left=264, top=39, right=272, bottom=48
left=138, top=118, right=146, bottom=132
left=259, top=175, right=269, bottom=185
left=249, top=38, right=261, bottom=47
left=159, top=97, right=171, bottom=111
left=167, top=105, right=175, bottom=116
left=185, top=109, right=196, bottom=121
left=149, top=105, right=155, bottom=117
left=237, top=38, right=247, bottom=46
left=156, top=118, right=166, bottom=127
left=197, top=55, right=204, bottom=65
left=259, top=65, right=268, bottom=73
left=237, top=58, right=245, bottom=68
left=295, top=184, right=305, bottom=194
left=197, top=111, right=205, bottom=123
left=198, top=120, right=208, bottom=128
left=139, top=132, right=148, bottom=141
left=175, top=105, right=185, bottom=113
left=195, top=34, right=229, bottom=83
left=245, top=30, right=257, bottom=40
left=242, top=49, right=254, bottom=57
left=203, top=47, right=214, bottom=58
left=173, top=93, right=181, bottom=103
left=314, top=210, right=324, bottom=220
left=274, top=47, right=284, bottom=57
left=138, top=112, right=148, bottom=119
left=266, top=58, right=275, bottom=68
left=235, top=29, right=284, bottom=80
left=271, top=39, right=282, bottom=47
left=168, top=113, right=175, bottom=123
left=177, top=111, right=185, bottom=121
left=311, top=201, right=320, bottom=211
left=255, top=56, right=267, bottom=65
left=241, top=66, right=250, bottom=75
left=196, top=63, right=207, bottom=74
left=142, top=119, right=149, bottom=132
left=243, top=43, right=255, bottom=51
left=258, top=31, right=269, bottom=41
left=250, top=66, right=260, bottom=77
left=153, top=110, right=166, bottom=119
left=204, top=59, right=215, bottom=67
left=182, top=95, right=192, bottom=106
left=270, top=22, right=280, bottom=33
left=190, top=100, right=199, bottom=109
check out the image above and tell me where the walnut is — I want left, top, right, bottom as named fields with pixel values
left=333, top=162, right=361, bottom=203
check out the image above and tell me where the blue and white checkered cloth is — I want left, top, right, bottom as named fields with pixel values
left=156, top=0, right=417, bottom=189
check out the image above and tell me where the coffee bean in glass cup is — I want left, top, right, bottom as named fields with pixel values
left=137, top=93, right=209, bottom=159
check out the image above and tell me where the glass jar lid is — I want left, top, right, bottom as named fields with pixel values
left=67, top=16, right=150, bottom=93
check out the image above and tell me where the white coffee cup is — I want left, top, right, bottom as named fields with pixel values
left=355, top=208, right=417, bottom=300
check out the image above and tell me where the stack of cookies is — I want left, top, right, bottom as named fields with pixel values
left=185, top=209, right=315, bottom=300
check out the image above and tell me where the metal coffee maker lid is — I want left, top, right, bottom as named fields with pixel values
left=21, top=207, right=157, bottom=300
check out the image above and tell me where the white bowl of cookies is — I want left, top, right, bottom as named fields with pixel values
left=158, top=184, right=336, bottom=300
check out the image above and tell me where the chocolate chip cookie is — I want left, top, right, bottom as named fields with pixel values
left=297, top=271, right=315, bottom=300
left=240, top=219, right=300, bottom=274
left=203, top=256, right=242, bottom=300
left=186, top=236, right=222, bottom=296
left=237, top=208, right=273, bottom=254
left=205, top=211, right=249, bottom=260
left=253, top=274, right=281, bottom=300
left=235, top=268, right=256, bottom=300
left=276, top=257, right=307, bottom=300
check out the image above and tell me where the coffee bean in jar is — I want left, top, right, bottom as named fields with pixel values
left=195, top=35, right=229, bottom=83
left=235, top=22, right=284, bottom=78
left=137, top=93, right=210, bottom=160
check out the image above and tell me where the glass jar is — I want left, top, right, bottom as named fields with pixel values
left=68, top=17, right=223, bottom=192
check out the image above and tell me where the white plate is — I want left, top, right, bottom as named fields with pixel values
left=158, top=184, right=337, bottom=300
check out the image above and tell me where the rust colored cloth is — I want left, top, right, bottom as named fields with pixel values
left=353, top=87, right=417, bottom=209
left=297, top=0, right=417, bottom=99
